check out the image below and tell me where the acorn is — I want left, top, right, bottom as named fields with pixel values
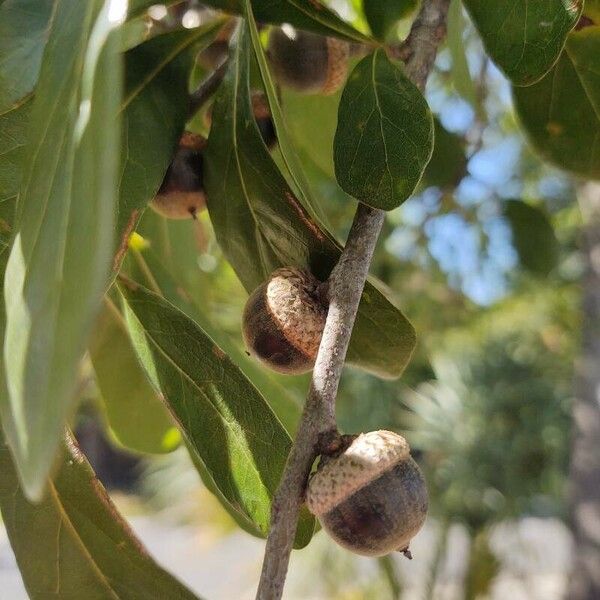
left=242, top=267, right=327, bottom=374
left=306, top=430, right=428, bottom=557
left=267, top=26, right=350, bottom=95
left=150, top=132, right=206, bottom=219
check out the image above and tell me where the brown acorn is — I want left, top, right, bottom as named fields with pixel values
left=306, top=430, right=428, bottom=557
left=242, top=267, right=327, bottom=374
left=150, top=132, right=206, bottom=220
left=267, top=27, right=350, bottom=95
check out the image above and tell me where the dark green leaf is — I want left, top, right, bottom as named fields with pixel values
left=0, top=0, right=54, bottom=114
left=205, top=28, right=416, bottom=378
left=423, top=118, right=467, bottom=189
left=90, top=298, right=179, bottom=455
left=0, top=433, right=198, bottom=600
left=124, top=243, right=302, bottom=435
left=512, top=28, right=600, bottom=180
left=0, top=99, right=30, bottom=207
left=119, top=279, right=315, bottom=548
left=201, top=0, right=369, bottom=42
left=115, top=22, right=223, bottom=271
left=463, top=0, right=582, bottom=86
left=363, top=0, right=419, bottom=40
left=504, top=199, right=559, bottom=276
left=334, top=50, right=434, bottom=210
left=2, top=1, right=124, bottom=500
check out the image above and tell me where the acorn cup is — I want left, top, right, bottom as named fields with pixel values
left=267, top=26, right=350, bottom=95
left=242, top=267, right=328, bottom=375
left=307, top=430, right=428, bottom=557
left=150, top=132, right=206, bottom=220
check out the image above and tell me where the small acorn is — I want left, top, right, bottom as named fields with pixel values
left=150, top=132, right=206, bottom=220
left=242, top=267, right=327, bottom=374
left=307, top=430, right=428, bottom=557
left=267, top=26, right=350, bottom=95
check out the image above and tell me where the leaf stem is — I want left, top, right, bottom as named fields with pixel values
left=255, top=2, right=451, bottom=599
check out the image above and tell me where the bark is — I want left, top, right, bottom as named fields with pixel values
left=568, top=182, right=600, bottom=600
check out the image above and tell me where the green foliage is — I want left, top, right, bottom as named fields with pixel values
left=0, top=433, right=199, bottom=600
left=2, top=1, right=123, bottom=500
left=204, top=27, right=416, bottom=378
left=463, top=0, right=581, bottom=85
left=513, top=27, right=600, bottom=180
left=89, top=299, right=179, bottom=455
left=504, top=199, right=559, bottom=276
left=119, top=279, right=315, bottom=547
left=0, top=0, right=53, bottom=113
left=363, top=0, right=419, bottom=40
left=334, top=50, right=434, bottom=210
left=423, top=118, right=467, bottom=189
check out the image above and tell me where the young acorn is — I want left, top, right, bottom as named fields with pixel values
left=150, top=132, right=206, bottom=220
left=242, top=267, right=327, bottom=375
left=306, top=430, right=428, bottom=557
left=267, top=26, right=350, bottom=95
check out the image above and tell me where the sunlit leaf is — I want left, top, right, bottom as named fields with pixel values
left=463, top=0, right=582, bottom=85
left=334, top=50, right=434, bottom=210
left=2, top=1, right=124, bottom=500
left=89, top=298, right=179, bottom=455
left=0, top=433, right=198, bottom=599
left=205, top=27, right=416, bottom=379
left=513, top=28, right=600, bottom=180
left=119, top=279, right=315, bottom=548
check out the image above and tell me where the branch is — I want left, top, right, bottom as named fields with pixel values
left=187, top=58, right=229, bottom=118
left=255, top=2, right=451, bottom=599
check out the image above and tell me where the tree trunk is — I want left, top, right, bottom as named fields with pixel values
left=568, top=182, right=600, bottom=600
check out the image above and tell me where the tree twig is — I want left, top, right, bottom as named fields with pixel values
left=255, top=2, right=451, bottom=599
left=188, top=58, right=230, bottom=118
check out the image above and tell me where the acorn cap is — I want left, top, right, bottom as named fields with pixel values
left=264, top=267, right=326, bottom=360
left=306, top=430, right=410, bottom=516
left=322, top=37, right=350, bottom=95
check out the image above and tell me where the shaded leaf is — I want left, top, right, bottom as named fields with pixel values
left=0, top=433, right=198, bottom=600
left=334, top=50, right=434, bottom=210
left=2, top=1, right=124, bottom=500
left=423, top=118, right=467, bottom=189
left=199, top=0, right=370, bottom=42
left=89, top=298, right=179, bottom=455
left=504, top=199, right=559, bottom=276
left=205, top=27, right=416, bottom=378
left=363, top=0, right=419, bottom=40
left=119, top=279, right=315, bottom=547
left=115, top=22, right=223, bottom=271
left=584, top=0, right=600, bottom=21
left=512, top=28, right=600, bottom=180
left=463, top=0, right=581, bottom=85
left=0, top=0, right=54, bottom=114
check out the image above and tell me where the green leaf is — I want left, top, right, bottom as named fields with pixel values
left=89, top=298, right=179, bottom=455
left=2, top=1, right=124, bottom=501
left=423, top=117, right=467, bottom=189
left=115, top=22, right=223, bottom=271
left=0, top=0, right=54, bottom=114
left=512, top=28, right=600, bottom=180
left=334, top=50, right=434, bottom=211
left=584, top=0, right=600, bottom=21
left=124, top=243, right=302, bottom=435
left=201, top=0, right=370, bottom=42
left=363, top=0, right=419, bottom=40
left=504, top=199, right=559, bottom=276
left=463, top=0, right=582, bottom=86
left=0, top=433, right=199, bottom=600
left=243, top=0, right=329, bottom=226
left=205, top=27, right=416, bottom=378
left=118, top=279, right=315, bottom=548
left=0, top=99, right=31, bottom=206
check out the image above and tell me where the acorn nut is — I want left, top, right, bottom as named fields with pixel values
left=242, top=267, right=327, bottom=375
left=150, top=132, right=206, bottom=220
left=306, top=430, right=428, bottom=557
left=267, top=26, right=350, bottom=95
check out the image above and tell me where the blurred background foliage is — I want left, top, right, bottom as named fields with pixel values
left=28, top=0, right=587, bottom=597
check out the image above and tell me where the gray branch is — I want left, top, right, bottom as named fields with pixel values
left=255, top=2, right=450, bottom=599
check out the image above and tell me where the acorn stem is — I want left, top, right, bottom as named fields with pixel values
left=256, top=2, right=451, bottom=598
